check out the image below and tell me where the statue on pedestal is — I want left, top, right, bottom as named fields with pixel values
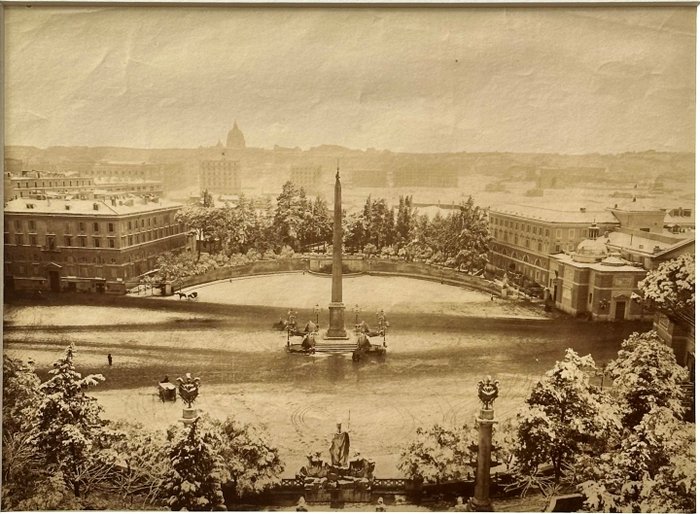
left=329, top=422, right=350, bottom=467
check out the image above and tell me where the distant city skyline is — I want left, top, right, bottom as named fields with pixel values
left=4, top=6, right=696, bottom=154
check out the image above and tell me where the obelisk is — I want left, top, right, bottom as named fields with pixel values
left=325, top=166, right=347, bottom=339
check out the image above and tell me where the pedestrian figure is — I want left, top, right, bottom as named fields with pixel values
left=107, top=353, right=113, bottom=366
left=490, top=294, right=494, bottom=301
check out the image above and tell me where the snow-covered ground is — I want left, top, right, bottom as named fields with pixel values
left=3, top=305, right=208, bottom=327
left=173, top=274, right=546, bottom=319
left=4, top=274, right=641, bottom=480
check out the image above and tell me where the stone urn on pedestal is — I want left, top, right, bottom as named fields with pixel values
left=177, top=373, right=201, bottom=425
left=470, top=376, right=499, bottom=512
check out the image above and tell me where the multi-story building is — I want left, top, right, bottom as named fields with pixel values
left=488, top=204, right=619, bottom=286
left=665, top=207, right=694, bottom=233
left=548, top=223, right=649, bottom=321
left=4, top=197, right=194, bottom=294
left=351, top=169, right=388, bottom=188
left=392, top=166, right=458, bottom=188
left=290, top=165, right=323, bottom=194
left=8, top=171, right=95, bottom=200
left=490, top=201, right=695, bottom=289
left=199, top=159, right=242, bottom=195
left=94, top=177, right=163, bottom=197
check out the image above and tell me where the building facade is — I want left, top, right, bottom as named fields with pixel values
left=351, top=169, right=387, bottom=188
left=8, top=171, right=95, bottom=200
left=548, top=226, right=649, bottom=321
left=290, top=165, right=323, bottom=194
left=488, top=204, right=619, bottom=287
left=392, top=166, right=458, bottom=188
left=199, top=159, right=242, bottom=195
left=4, top=198, right=194, bottom=294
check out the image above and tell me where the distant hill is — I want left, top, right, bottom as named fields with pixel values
left=5, top=144, right=694, bottom=192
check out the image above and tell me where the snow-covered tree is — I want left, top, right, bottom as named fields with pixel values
left=164, top=418, right=227, bottom=511
left=577, top=407, right=695, bottom=513
left=398, top=424, right=478, bottom=483
left=450, top=198, right=492, bottom=273
left=31, top=343, right=106, bottom=498
left=2, top=355, right=41, bottom=436
left=606, top=331, right=689, bottom=429
left=211, top=417, right=284, bottom=497
left=102, top=421, right=170, bottom=507
left=273, top=181, right=306, bottom=251
left=2, top=356, right=45, bottom=509
left=514, top=349, right=620, bottom=482
left=639, top=253, right=694, bottom=325
left=398, top=422, right=513, bottom=484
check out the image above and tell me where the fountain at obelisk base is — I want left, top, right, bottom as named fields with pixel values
left=283, top=165, right=387, bottom=357
left=325, top=168, right=348, bottom=340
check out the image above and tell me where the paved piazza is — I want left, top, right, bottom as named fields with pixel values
left=4, top=275, right=646, bottom=477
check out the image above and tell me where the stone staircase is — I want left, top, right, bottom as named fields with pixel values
left=314, top=340, right=357, bottom=354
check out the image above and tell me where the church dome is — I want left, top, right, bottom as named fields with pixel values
left=226, top=121, right=246, bottom=149
left=573, top=237, right=608, bottom=263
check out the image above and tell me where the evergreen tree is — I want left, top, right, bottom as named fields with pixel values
left=164, top=418, right=226, bottom=511
left=395, top=195, right=416, bottom=248
left=273, top=181, right=305, bottom=251
left=32, top=343, right=106, bottom=498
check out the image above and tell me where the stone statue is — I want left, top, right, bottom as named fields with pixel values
left=329, top=422, right=350, bottom=467
left=477, top=376, right=499, bottom=410
left=177, top=373, right=201, bottom=408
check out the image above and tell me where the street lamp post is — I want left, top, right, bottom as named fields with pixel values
left=314, top=304, right=320, bottom=326
left=354, top=304, right=360, bottom=326
left=471, top=376, right=499, bottom=512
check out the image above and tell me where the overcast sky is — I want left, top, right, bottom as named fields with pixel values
left=4, top=6, right=696, bottom=154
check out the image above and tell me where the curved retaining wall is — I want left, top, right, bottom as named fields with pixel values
left=176, top=257, right=500, bottom=295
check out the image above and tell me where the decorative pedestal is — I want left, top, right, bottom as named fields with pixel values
left=181, top=407, right=199, bottom=425
left=325, top=302, right=348, bottom=339
left=470, top=408, right=497, bottom=512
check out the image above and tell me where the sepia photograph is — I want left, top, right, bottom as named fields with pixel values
left=2, top=2, right=696, bottom=512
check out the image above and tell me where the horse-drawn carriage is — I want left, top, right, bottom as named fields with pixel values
left=158, top=381, right=177, bottom=402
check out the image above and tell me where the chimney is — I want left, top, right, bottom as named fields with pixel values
left=93, top=202, right=99, bottom=211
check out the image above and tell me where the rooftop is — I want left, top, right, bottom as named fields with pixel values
left=489, top=204, right=619, bottom=224
left=551, top=252, right=645, bottom=273
left=4, top=197, right=182, bottom=216
left=602, top=231, right=694, bottom=255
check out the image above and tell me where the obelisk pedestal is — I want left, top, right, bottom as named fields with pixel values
left=325, top=168, right=348, bottom=340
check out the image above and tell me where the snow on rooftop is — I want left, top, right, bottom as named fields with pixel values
left=4, top=197, right=182, bottom=216
left=489, top=204, right=619, bottom=224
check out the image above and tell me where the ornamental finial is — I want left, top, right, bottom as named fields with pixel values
left=177, top=372, right=201, bottom=408
left=477, top=376, right=499, bottom=410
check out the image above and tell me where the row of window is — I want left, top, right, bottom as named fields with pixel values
left=8, top=225, right=182, bottom=249
left=9, top=217, right=179, bottom=235
left=491, top=218, right=595, bottom=241
left=13, top=180, right=91, bottom=188
left=125, top=216, right=173, bottom=231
